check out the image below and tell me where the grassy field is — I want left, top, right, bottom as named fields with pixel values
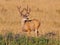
left=0, top=32, right=59, bottom=45
left=0, top=0, right=60, bottom=45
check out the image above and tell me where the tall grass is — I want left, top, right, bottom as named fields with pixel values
left=0, top=32, right=59, bottom=45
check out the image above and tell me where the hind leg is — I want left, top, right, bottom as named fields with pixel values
left=35, top=29, right=39, bottom=37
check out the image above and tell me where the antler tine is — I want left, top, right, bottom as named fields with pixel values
left=17, top=6, right=21, bottom=13
left=27, top=5, right=31, bottom=14
left=27, top=5, right=28, bottom=11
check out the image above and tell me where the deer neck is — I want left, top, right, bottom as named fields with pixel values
left=21, top=17, right=28, bottom=26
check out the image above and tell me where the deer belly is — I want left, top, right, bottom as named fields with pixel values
left=23, top=22, right=35, bottom=32
left=29, top=22, right=35, bottom=31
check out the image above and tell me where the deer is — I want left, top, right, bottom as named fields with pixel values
left=17, top=6, right=40, bottom=37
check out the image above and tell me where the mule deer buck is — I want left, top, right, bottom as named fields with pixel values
left=17, top=6, right=40, bottom=37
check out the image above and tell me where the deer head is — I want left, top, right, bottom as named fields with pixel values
left=17, top=5, right=31, bottom=18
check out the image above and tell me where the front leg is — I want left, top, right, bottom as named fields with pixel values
left=26, top=30, right=31, bottom=37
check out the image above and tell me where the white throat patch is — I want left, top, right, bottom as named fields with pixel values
left=23, top=18, right=27, bottom=20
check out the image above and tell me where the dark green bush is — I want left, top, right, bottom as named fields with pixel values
left=0, top=34, right=3, bottom=41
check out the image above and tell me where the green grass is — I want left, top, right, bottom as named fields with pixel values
left=0, top=32, right=59, bottom=45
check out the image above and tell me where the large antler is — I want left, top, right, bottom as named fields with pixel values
left=17, top=5, right=31, bottom=16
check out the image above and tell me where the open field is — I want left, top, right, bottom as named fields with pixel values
left=0, top=0, right=60, bottom=40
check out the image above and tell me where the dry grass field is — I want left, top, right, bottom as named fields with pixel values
left=0, top=0, right=60, bottom=37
